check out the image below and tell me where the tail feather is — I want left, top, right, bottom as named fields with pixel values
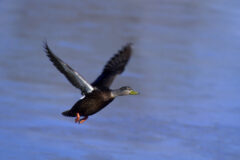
left=62, top=110, right=75, bottom=117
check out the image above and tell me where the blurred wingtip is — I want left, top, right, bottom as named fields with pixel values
left=125, top=42, right=133, bottom=48
left=42, top=39, right=49, bottom=50
left=127, top=42, right=133, bottom=46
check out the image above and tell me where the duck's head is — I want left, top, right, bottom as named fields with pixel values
left=120, top=86, right=139, bottom=95
left=111, top=86, right=139, bottom=97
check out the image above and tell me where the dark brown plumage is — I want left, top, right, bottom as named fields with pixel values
left=92, top=43, right=132, bottom=88
left=44, top=42, right=138, bottom=124
left=62, top=89, right=113, bottom=117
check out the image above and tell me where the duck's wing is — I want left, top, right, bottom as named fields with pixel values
left=44, top=42, right=94, bottom=95
left=92, top=43, right=132, bottom=88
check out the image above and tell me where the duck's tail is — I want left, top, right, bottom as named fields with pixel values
left=62, top=110, right=75, bottom=117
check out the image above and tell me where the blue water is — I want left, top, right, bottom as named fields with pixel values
left=1, top=0, right=240, bottom=159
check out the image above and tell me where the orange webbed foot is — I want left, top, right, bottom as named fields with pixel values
left=79, top=116, right=88, bottom=124
left=75, top=113, right=80, bottom=123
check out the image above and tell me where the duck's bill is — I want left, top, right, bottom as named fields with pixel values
left=129, top=90, right=139, bottom=95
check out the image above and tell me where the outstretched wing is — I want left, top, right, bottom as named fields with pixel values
left=44, top=42, right=94, bottom=95
left=92, top=43, right=132, bottom=88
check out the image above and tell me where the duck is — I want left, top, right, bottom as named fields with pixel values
left=44, top=42, right=138, bottom=124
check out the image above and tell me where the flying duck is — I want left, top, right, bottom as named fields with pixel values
left=44, top=42, right=138, bottom=124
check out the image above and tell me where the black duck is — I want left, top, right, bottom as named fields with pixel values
left=44, top=42, right=138, bottom=124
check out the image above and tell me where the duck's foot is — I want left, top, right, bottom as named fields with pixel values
left=75, top=113, right=80, bottom=123
left=79, top=116, right=88, bottom=124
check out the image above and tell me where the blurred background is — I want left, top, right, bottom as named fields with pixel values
left=0, top=0, right=240, bottom=159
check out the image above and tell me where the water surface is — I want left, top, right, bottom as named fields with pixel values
left=0, top=0, right=240, bottom=159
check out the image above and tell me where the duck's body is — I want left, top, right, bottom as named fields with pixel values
left=62, top=89, right=114, bottom=117
left=44, top=42, right=138, bottom=124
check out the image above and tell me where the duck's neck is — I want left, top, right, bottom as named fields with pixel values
left=111, top=89, right=126, bottom=98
